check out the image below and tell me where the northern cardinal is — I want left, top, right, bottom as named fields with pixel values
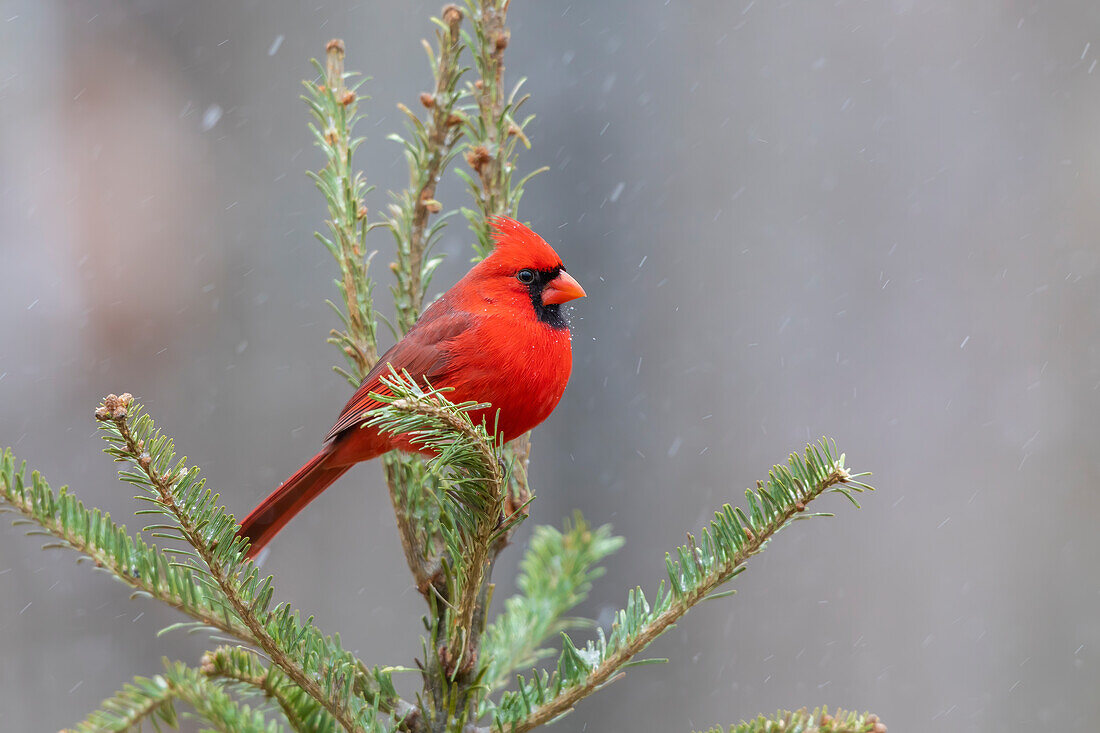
left=237, top=217, right=586, bottom=557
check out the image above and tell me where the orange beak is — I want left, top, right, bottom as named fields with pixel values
left=542, top=270, right=587, bottom=305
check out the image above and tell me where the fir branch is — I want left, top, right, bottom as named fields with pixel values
left=398, top=386, right=501, bottom=644
left=491, top=441, right=872, bottom=732
left=698, top=707, right=887, bottom=733
left=203, top=645, right=417, bottom=733
left=458, top=0, right=545, bottom=258
left=67, top=660, right=277, bottom=733
left=2, top=430, right=374, bottom=729
left=450, top=1, right=545, bottom=681
left=383, top=454, right=446, bottom=596
left=364, top=374, right=503, bottom=500
left=387, top=4, right=467, bottom=335
left=461, top=0, right=511, bottom=249
left=162, top=661, right=279, bottom=733
left=95, top=393, right=383, bottom=733
left=305, top=39, right=379, bottom=385
left=202, top=646, right=332, bottom=732
left=63, top=670, right=179, bottom=733
left=363, top=371, right=520, bottom=666
left=381, top=7, right=470, bottom=601
left=480, top=513, right=623, bottom=696
left=354, top=665, right=424, bottom=732
left=491, top=431, right=532, bottom=558
left=0, top=446, right=251, bottom=640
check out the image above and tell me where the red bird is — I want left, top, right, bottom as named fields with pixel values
left=238, top=217, right=586, bottom=557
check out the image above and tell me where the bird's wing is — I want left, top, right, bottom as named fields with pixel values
left=325, top=306, right=473, bottom=443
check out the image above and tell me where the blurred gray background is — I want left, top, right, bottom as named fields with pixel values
left=2, top=1, right=1098, bottom=730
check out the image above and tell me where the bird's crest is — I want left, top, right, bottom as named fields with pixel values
left=488, top=216, right=565, bottom=271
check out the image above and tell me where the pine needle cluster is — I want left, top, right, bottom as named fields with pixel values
left=0, top=4, right=882, bottom=732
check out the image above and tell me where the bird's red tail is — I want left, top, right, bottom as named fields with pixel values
left=237, top=449, right=351, bottom=558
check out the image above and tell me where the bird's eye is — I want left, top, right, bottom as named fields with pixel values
left=516, top=269, right=536, bottom=284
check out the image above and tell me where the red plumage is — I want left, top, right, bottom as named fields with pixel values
left=237, top=217, right=586, bottom=557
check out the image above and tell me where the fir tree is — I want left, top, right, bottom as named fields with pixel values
left=1, top=4, right=880, bottom=731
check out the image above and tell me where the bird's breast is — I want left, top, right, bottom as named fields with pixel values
left=441, top=313, right=573, bottom=441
